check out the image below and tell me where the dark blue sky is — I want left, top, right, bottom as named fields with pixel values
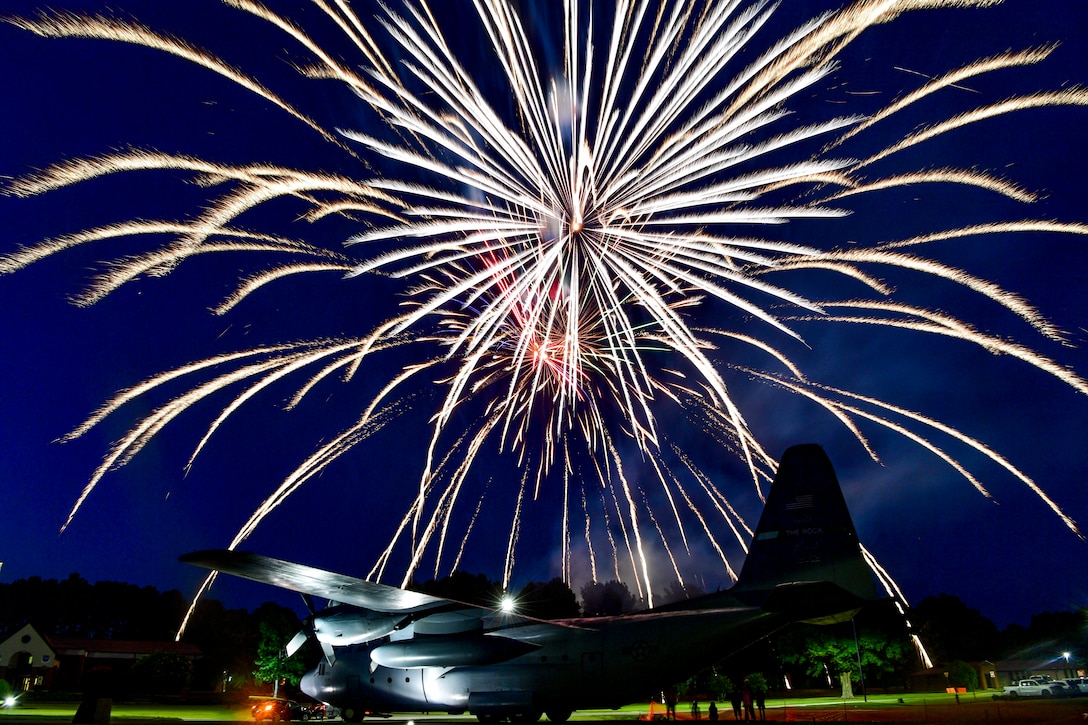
left=1, top=0, right=1086, bottom=631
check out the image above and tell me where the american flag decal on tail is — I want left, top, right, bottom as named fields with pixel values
left=786, top=495, right=814, bottom=510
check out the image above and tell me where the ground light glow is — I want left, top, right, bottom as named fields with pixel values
left=2, top=0, right=1086, bottom=629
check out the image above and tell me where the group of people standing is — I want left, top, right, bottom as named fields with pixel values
left=663, top=679, right=766, bottom=721
left=725, top=680, right=766, bottom=720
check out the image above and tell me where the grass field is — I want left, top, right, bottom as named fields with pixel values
left=2, top=692, right=1087, bottom=723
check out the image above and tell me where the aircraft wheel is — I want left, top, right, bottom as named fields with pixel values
left=342, top=708, right=365, bottom=723
left=510, top=710, right=542, bottom=723
left=544, top=708, right=572, bottom=722
left=475, top=715, right=502, bottom=723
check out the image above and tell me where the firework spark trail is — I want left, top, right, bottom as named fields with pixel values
left=596, top=484, right=622, bottom=584
left=432, top=430, right=480, bottom=574
left=562, top=444, right=573, bottom=583
left=743, top=367, right=1083, bottom=538
left=580, top=486, right=597, bottom=582
left=503, top=472, right=528, bottom=590
left=825, top=46, right=1060, bottom=150
left=637, top=482, right=686, bottom=593
left=685, top=457, right=757, bottom=550
left=4, top=0, right=1087, bottom=617
left=785, top=300, right=1088, bottom=397
left=856, top=88, right=1088, bottom=171
left=177, top=398, right=405, bottom=638
left=818, top=169, right=1037, bottom=204
left=645, top=453, right=694, bottom=556
left=604, top=433, right=654, bottom=605
left=861, top=546, right=935, bottom=668
left=672, top=449, right=745, bottom=581
left=451, top=482, right=489, bottom=574
left=5, top=11, right=345, bottom=148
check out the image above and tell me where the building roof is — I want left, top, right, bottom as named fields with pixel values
left=0, top=623, right=58, bottom=668
left=994, top=659, right=1080, bottom=671
left=44, top=635, right=201, bottom=657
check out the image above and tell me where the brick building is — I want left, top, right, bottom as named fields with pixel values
left=0, top=623, right=200, bottom=693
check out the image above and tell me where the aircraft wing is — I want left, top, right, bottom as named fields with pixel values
left=180, top=549, right=461, bottom=614
left=182, top=549, right=588, bottom=665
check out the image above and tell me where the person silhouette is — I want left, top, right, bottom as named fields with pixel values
left=729, top=686, right=742, bottom=720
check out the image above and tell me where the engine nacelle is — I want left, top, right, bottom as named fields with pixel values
left=370, top=634, right=539, bottom=668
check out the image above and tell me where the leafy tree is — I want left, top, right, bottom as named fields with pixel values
left=947, top=660, right=978, bottom=691
left=515, top=578, right=580, bottom=619
left=181, top=597, right=261, bottom=692
left=252, top=605, right=309, bottom=697
left=779, top=622, right=912, bottom=698
left=657, top=581, right=706, bottom=607
left=253, top=622, right=307, bottom=697
left=709, top=672, right=733, bottom=701
left=999, top=609, right=1087, bottom=662
left=678, top=668, right=732, bottom=700
left=911, top=594, right=998, bottom=663
left=0, top=574, right=187, bottom=640
left=129, top=651, right=193, bottom=695
left=412, top=571, right=503, bottom=607
left=743, top=672, right=768, bottom=694
left=579, top=580, right=638, bottom=616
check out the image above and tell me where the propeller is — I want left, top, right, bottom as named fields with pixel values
left=285, top=629, right=310, bottom=658
left=286, top=593, right=336, bottom=664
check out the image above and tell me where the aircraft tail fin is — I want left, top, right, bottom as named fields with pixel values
left=733, top=444, right=877, bottom=622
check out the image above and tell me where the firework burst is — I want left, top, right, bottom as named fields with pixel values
left=3, top=0, right=1086, bottom=616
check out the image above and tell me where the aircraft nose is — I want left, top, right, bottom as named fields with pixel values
left=300, top=669, right=319, bottom=699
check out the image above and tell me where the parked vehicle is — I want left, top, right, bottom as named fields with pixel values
left=1003, top=679, right=1064, bottom=698
left=251, top=699, right=313, bottom=721
left=1062, top=678, right=1088, bottom=695
left=308, top=703, right=341, bottom=720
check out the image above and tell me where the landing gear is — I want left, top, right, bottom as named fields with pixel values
left=510, top=710, right=542, bottom=723
left=544, top=708, right=571, bottom=722
left=341, top=708, right=365, bottom=723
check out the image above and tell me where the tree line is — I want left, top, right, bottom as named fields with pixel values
left=0, top=573, right=307, bottom=696
left=700, top=595, right=1087, bottom=697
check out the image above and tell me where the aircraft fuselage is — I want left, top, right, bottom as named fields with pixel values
left=302, top=604, right=785, bottom=720
left=185, top=445, right=879, bottom=723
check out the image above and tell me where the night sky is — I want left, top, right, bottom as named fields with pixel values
left=1, top=0, right=1086, bottom=632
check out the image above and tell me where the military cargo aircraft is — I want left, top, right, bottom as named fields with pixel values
left=183, top=443, right=879, bottom=723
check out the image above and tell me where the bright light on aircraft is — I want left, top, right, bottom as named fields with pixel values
left=500, top=595, right=516, bottom=614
